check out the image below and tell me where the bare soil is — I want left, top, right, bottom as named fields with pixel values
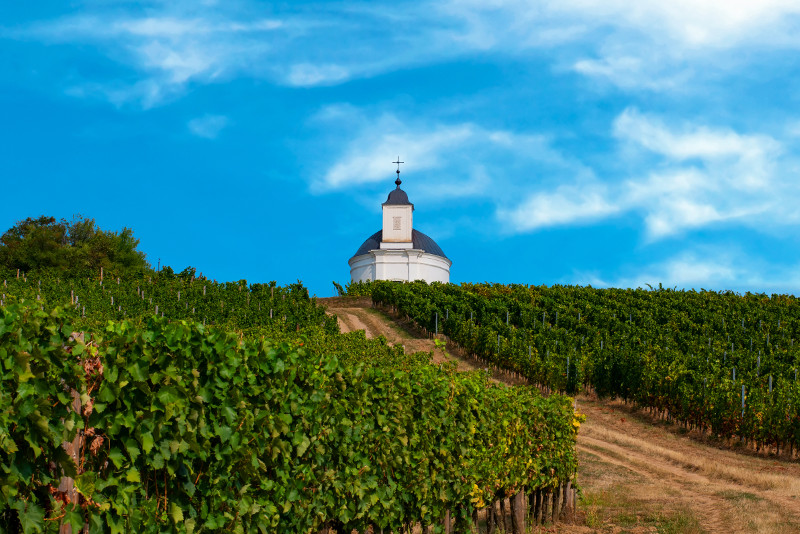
left=320, top=297, right=800, bottom=533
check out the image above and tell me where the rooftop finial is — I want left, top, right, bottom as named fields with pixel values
left=393, top=156, right=404, bottom=187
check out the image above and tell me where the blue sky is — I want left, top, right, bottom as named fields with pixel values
left=3, top=1, right=800, bottom=297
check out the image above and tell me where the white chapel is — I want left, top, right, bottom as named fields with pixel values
left=348, top=163, right=451, bottom=284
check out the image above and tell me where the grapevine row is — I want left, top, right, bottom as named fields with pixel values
left=1, top=287, right=580, bottom=532
left=370, top=280, right=800, bottom=452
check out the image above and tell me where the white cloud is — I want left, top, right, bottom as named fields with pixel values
left=16, top=12, right=283, bottom=106
left=569, top=243, right=800, bottom=294
left=600, top=250, right=741, bottom=291
left=614, top=108, right=781, bottom=163
left=436, top=0, right=800, bottom=54
left=553, top=0, right=800, bottom=48
left=572, top=56, right=687, bottom=91
left=312, top=108, right=582, bottom=207
left=499, top=107, right=796, bottom=239
left=613, top=108, right=785, bottom=238
left=498, top=185, right=619, bottom=232
left=114, top=17, right=283, bottom=37
left=137, top=41, right=222, bottom=84
left=633, top=256, right=738, bottom=290
left=441, top=0, right=800, bottom=90
left=320, top=121, right=475, bottom=190
left=315, top=105, right=798, bottom=241
left=115, top=17, right=208, bottom=38
left=286, top=64, right=351, bottom=87
left=188, top=115, right=229, bottom=139
left=65, top=79, right=173, bottom=109
left=642, top=199, right=725, bottom=240
left=585, top=246, right=800, bottom=295
left=13, top=0, right=800, bottom=103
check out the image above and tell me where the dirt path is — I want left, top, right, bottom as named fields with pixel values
left=320, top=298, right=800, bottom=533
left=321, top=298, right=484, bottom=372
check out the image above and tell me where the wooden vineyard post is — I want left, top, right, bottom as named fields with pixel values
left=443, top=509, right=451, bottom=534
left=545, top=488, right=553, bottom=524
left=59, top=390, right=84, bottom=534
left=508, top=494, right=517, bottom=533
left=490, top=500, right=505, bottom=534
left=510, top=491, right=524, bottom=533
left=565, top=479, right=574, bottom=516
left=533, top=489, right=542, bottom=525
left=571, top=480, right=577, bottom=514
left=563, top=482, right=570, bottom=518
left=539, top=489, right=547, bottom=524
left=496, top=495, right=508, bottom=533
left=527, top=489, right=534, bottom=525
left=552, top=485, right=561, bottom=523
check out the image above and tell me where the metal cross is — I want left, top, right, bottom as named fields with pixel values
left=393, top=157, right=404, bottom=174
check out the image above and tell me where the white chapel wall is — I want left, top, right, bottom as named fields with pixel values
left=349, top=249, right=451, bottom=284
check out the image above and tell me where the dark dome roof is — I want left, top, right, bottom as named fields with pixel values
left=383, top=187, right=413, bottom=207
left=352, top=229, right=448, bottom=260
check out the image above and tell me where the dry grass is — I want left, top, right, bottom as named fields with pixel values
left=577, top=396, right=800, bottom=533
left=573, top=450, right=706, bottom=534
left=582, top=425, right=800, bottom=493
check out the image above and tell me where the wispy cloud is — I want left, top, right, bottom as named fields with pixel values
left=572, top=56, right=689, bottom=91
left=313, top=103, right=799, bottom=243
left=13, top=11, right=283, bottom=106
left=65, top=80, right=172, bottom=109
left=442, top=0, right=800, bottom=90
left=575, top=245, right=800, bottom=294
left=619, top=251, right=741, bottom=291
left=13, top=0, right=800, bottom=107
left=613, top=108, right=780, bottom=163
left=614, top=108, right=785, bottom=239
left=286, top=63, right=351, bottom=87
left=497, top=184, right=620, bottom=232
left=311, top=107, right=585, bottom=209
left=188, top=114, right=229, bottom=139
left=501, top=107, right=794, bottom=239
left=10, top=6, right=438, bottom=104
left=319, top=119, right=474, bottom=191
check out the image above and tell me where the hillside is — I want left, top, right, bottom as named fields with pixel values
left=1, top=275, right=580, bottom=533
left=326, top=295, right=800, bottom=533
left=8, top=261, right=800, bottom=532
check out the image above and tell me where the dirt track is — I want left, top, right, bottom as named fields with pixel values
left=321, top=298, right=800, bottom=533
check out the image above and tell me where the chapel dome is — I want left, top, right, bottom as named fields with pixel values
left=352, top=229, right=448, bottom=260
left=383, top=187, right=413, bottom=207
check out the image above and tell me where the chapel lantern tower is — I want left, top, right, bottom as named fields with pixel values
left=348, top=158, right=451, bottom=284
left=380, top=160, right=414, bottom=247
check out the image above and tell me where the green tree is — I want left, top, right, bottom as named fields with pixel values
left=0, top=215, right=150, bottom=277
left=0, top=216, right=68, bottom=271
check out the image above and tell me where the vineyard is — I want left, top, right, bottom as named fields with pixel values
left=365, top=280, right=800, bottom=454
left=11, top=264, right=800, bottom=532
left=0, top=270, right=579, bottom=533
